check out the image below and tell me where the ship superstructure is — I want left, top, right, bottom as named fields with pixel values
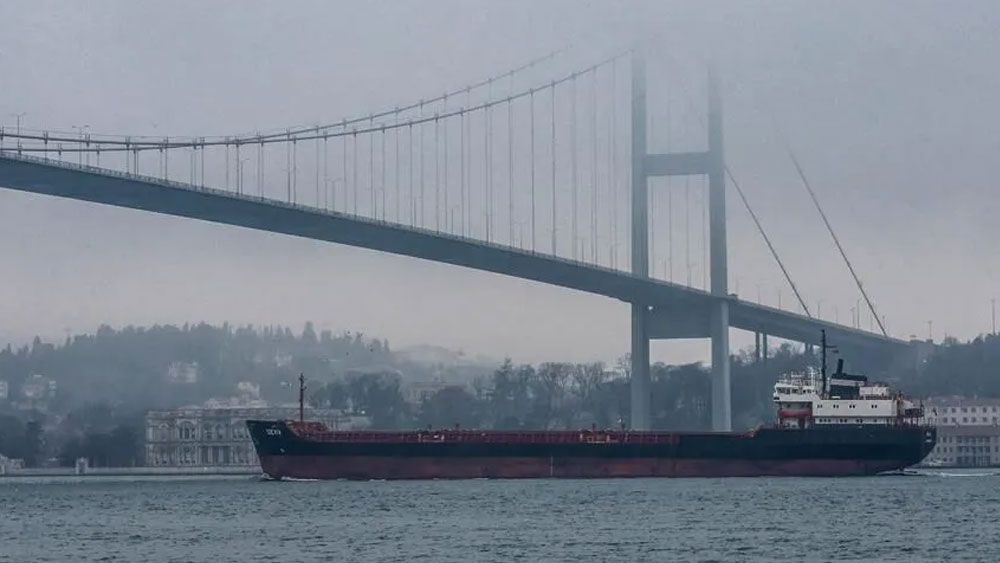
left=774, top=360, right=925, bottom=429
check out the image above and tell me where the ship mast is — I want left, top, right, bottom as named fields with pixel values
left=819, top=330, right=838, bottom=399
left=820, top=330, right=826, bottom=399
left=298, top=372, right=306, bottom=423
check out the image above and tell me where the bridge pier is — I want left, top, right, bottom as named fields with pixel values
left=630, top=304, right=651, bottom=430
left=706, top=63, right=731, bottom=432
left=629, top=50, right=651, bottom=430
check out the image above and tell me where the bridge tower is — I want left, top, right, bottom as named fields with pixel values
left=630, top=50, right=731, bottom=431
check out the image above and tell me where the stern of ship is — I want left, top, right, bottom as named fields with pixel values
left=916, top=425, right=937, bottom=466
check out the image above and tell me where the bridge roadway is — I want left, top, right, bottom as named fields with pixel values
left=0, top=153, right=907, bottom=355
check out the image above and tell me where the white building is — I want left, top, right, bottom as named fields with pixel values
left=923, top=398, right=1000, bottom=467
left=0, top=454, right=24, bottom=475
left=924, top=398, right=1000, bottom=426
left=21, top=374, right=53, bottom=400
left=165, top=361, right=199, bottom=384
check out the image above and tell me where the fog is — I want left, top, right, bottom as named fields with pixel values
left=1, top=0, right=998, bottom=364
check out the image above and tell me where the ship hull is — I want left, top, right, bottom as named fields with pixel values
left=257, top=454, right=916, bottom=479
left=248, top=421, right=935, bottom=480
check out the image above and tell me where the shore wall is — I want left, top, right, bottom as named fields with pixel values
left=1, top=465, right=259, bottom=478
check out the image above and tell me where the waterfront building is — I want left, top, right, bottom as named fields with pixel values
left=0, top=454, right=24, bottom=475
left=923, top=397, right=1000, bottom=467
left=144, top=405, right=368, bottom=468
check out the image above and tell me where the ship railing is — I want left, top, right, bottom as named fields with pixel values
left=284, top=427, right=754, bottom=444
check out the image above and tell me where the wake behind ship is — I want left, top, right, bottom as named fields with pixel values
left=248, top=353, right=935, bottom=480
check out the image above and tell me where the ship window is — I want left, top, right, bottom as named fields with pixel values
left=963, top=418, right=968, bottom=423
left=962, top=407, right=968, bottom=413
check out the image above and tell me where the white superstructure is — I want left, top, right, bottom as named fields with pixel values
left=773, top=367, right=923, bottom=429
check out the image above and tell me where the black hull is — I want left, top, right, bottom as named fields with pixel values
left=247, top=421, right=936, bottom=480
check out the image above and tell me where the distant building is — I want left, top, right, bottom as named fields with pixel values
left=402, top=379, right=454, bottom=406
left=0, top=455, right=24, bottom=475
left=144, top=405, right=369, bottom=468
left=273, top=353, right=293, bottom=368
left=923, top=398, right=1000, bottom=467
left=236, top=381, right=261, bottom=399
left=21, top=374, right=54, bottom=400
left=0, top=380, right=8, bottom=401
left=165, top=361, right=199, bottom=384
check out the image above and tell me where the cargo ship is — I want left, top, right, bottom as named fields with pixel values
left=248, top=337, right=935, bottom=479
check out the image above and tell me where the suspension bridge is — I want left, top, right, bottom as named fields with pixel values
left=0, top=46, right=914, bottom=432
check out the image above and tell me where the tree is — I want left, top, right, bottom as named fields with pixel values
left=346, top=372, right=408, bottom=428
left=22, top=420, right=43, bottom=467
left=302, top=322, right=318, bottom=346
left=311, top=379, right=349, bottom=410
left=529, top=363, right=572, bottom=428
left=570, top=362, right=607, bottom=425
left=0, top=414, right=26, bottom=459
left=417, top=386, right=482, bottom=429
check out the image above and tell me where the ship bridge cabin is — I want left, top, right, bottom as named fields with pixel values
left=773, top=367, right=924, bottom=429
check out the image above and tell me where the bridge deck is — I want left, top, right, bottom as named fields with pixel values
left=0, top=152, right=906, bottom=353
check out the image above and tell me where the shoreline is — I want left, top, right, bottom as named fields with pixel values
left=0, top=466, right=260, bottom=478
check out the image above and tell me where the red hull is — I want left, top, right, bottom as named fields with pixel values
left=259, top=454, right=910, bottom=480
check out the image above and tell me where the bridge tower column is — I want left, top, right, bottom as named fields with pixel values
left=707, top=64, right=731, bottom=432
left=630, top=51, right=731, bottom=432
left=629, top=49, right=651, bottom=430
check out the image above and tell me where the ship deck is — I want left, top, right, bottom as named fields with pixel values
left=284, top=421, right=758, bottom=445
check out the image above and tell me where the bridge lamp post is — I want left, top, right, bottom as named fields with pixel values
left=10, top=112, right=26, bottom=154
left=71, top=124, right=89, bottom=165
left=11, top=112, right=26, bottom=135
left=237, top=158, right=250, bottom=195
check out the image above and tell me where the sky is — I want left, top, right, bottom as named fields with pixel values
left=0, top=0, right=998, bottom=365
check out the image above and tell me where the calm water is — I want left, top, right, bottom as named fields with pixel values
left=1, top=471, right=998, bottom=563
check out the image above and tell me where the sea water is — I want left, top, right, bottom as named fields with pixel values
left=1, top=470, right=997, bottom=562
